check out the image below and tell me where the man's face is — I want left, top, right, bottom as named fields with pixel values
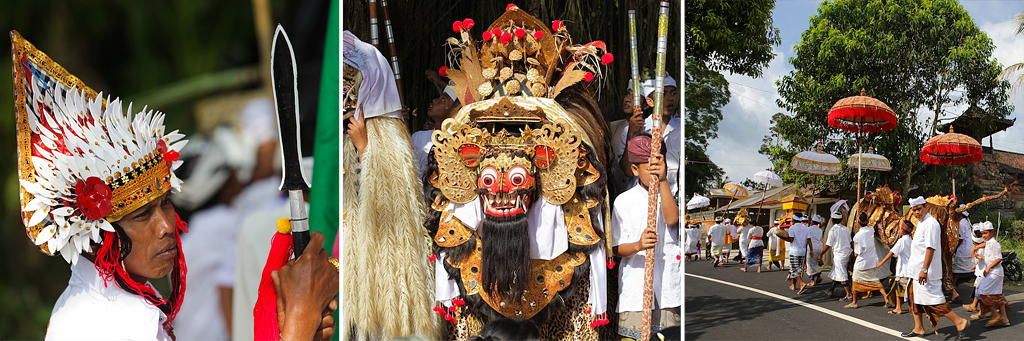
left=117, top=192, right=178, bottom=282
left=911, top=205, right=927, bottom=220
left=622, top=89, right=635, bottom=115
left=664, top=86, right=678, bottom=115
left=981, top=230, right=994, bottom=241
left=428, top=94, right=455, bottom=121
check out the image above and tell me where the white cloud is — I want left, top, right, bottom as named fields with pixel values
left=981, top=16, right=1024, bottom=154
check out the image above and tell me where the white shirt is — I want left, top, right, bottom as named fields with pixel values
left=233, top=201, right=299, bottom=341
left=891, top=235, right=913, bottom=278
left=984, top=239, right=1004, bottom=277
left=612, top=184, right=681, bottom=312
left=738, top=225, right=751, bottom=249
left=748, top=226, right=765, bottom=248
left=955, top=218, right=972, bottom=258
left=617, top=116, right=680, bottom=196
left=729, top=224, right=739, bottom=240
left=788, top=223, right=809, bottom=256
left=975, top=246, right=988, bottom=277
left=684, top=227, right=702, bottom=253
left=411, top=130, right=435, bottom=178
left=826, top=223, right=852, bottom=257
left=806, top=224, right=823, bottom=254
left=853, top=226, right=878, bottom=270
left=47, top=256, right=172, bottom=341
left=707, top=224, right=727, bottom=246
left=908, top=213, right=943, bottom=281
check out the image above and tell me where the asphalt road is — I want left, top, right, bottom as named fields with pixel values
left=684, top=251, right=1024, bottom=340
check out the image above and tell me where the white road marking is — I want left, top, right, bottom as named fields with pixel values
left=687, top=273, right=914, bottom=340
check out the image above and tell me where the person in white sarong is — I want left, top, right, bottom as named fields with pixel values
left=820, top=211, right=852, bottom=301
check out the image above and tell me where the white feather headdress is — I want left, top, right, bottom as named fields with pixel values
left=12, top=30, right=186, bottom=264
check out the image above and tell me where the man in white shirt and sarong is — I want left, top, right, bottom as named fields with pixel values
left=902, top=197, right=969, bottom=340
left=820, top=210, right=852, bottom=301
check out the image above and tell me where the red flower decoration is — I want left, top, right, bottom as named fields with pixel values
left=438, top=66, right=449, bottom=78
left=533, top=31, right=544, bottom=39
left=506, top=3, right=518, bottom=11
left=601, top=53, right=614, bottom=65
left=158, top=140, right=179, bottom=164
left=75, top=177, right=112, bottom=220
left=428, top=254, right=437, bottom=262
left=500, top=32, right=513, bottom=45
left=483, top=31, right=493, bottom=40
left=452, top=20, right=464, bottom=32
left=552, top=20, right=564, bottom=31
left=584, top=72, right=595, bottom=82
left=515, top=28, right=526, bottom=39
left=463, top=18, right=475, bottom=29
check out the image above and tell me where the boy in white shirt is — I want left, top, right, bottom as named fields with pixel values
left=806, top=215, right=825, bottom=285
left=877, top=220, right=914, bottom=314
left=611, top=135, right=680, bottom=340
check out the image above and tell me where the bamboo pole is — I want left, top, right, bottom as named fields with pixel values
left=640, top=1, right=670, bottom=340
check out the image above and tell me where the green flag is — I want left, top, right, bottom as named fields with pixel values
left=309, top=0, right=339, bottom=251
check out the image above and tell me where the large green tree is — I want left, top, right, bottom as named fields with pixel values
left=763, top=0, right=1013, bottom=198
left=684, top=0, right=781, bottom=198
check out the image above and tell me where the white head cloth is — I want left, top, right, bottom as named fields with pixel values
left=958, top=204, right=969, bottom=217
left=830, top=211, right=843, bottom=220
left=909, top=196, right=926, bottom=207
left=812, top=215, right=824, bottom=223
left=342, top=30, right=403, bottom=120
left=976, top=221, right=994, bottom=231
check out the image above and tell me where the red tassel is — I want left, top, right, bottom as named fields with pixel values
left=601, top=53, right=614, bottom=65
left=453, top=298, right=465, bottom=306
left=448, top=306, right=457, bottom=312
left=552, top=20, right=564, bottom=31
left=428, top=254, right=437, bottom=262
left=533, top=31, right=543, bottom=39
left=463, top=18, right=475, bottom=29
left=253, top=230, right=293, bottom=340
left=607, top=260, right=616, bottom=269
left=584, top=72, right=594, bottom=82
left=483, top=31, right=493, bottom=40
left=432, top=306, right=442, bottom=313
left=515, top=28, right=526, bottom=39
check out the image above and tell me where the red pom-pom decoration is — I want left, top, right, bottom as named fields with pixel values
left=463, top=18, right=475, bottom=29
left=453, top=298, right=465, bottom=306
left=507, top=3, right=518, bottom=11
left=552, top=20, right=564, bottom=31
left=483, top=31, right=493, bottom=40
left=432, top=306, right=442, bottom=313
left=438, top=66, right=448, bottom=78
left=491, top=28, right=501, bottom=37
left=584, top=72, right=594, bottom=82
left=515, top=28, right=526, bottom=39
left=533, top=31, right=544, bottom=39
left=607, top=260, right=616, bottom=269
left=601, top=53, right=614, bottom=65
left=586, top=308, right=592, bottom=314
left=448, top=306, right=457, bottom=312
left=500, top=32, right=513, bottom=45
left=589, top=321, right=598, bottom=329
left=428, top=254, right=437, bottom=262
left=677, top=254, right=682, bottom=260
left=453, top=20, right=464, bottom=32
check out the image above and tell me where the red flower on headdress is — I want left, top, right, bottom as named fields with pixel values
left=584, top=72, right=595, bottom=82
left=506, top=3, right=518, bottom=11
left=75, top=177, right=112, bottom=220
left=463, top=18, right=475, bottom=29
left=601, top=53, right=614, bottom=65
left=483, top=31, right=493, bottom=40
left=438, top=66, right=449, bottom=77
left=158, top=140, right=180, bottom=168
left=453, top=20, right=464, bottom=32
left=533, top=31, right=543, bottom=39
left=515, top=28, right=526, bottom=39
left=552, top=20, right=564, bottom=31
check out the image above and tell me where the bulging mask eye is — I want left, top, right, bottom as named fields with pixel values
left=479, top=167, right=498, bottom=189
left=507, top=166, right=531, bottom=188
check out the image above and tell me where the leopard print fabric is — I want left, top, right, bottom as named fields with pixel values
left=447, top=271, right=604, bottom=340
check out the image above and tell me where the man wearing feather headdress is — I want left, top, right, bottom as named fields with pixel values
left=421, top=5, right=613, bottom=340
left=11, top=30, right=336, bottom=340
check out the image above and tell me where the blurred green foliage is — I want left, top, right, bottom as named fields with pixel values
left=0, top=1, right=297, bottom=338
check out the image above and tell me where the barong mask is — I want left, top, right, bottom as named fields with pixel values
left=12, top=30, right=188, bottom=328
left=424, top=4, right=610, bottom=322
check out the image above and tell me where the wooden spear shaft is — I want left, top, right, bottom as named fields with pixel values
left=378, top=0, right=408, bottom=130
left=640, top=1, right=670, bottom=340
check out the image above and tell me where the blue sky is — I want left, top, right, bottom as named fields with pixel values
left=705, top=0, right=1024, bottom=185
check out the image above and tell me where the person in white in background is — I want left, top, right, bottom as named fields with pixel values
left=736, top=216, right=751, bottom=263
left=950, top=207, right=972, bottom=304
left=707, top=217, right=727, bottom=267
left=741, top=219, right=764, bottom=273
left=820, top=210, right=853, bottom=301
left=965, top=224, right=987, bottom=315
left=902, top=196, right=969, bottom=340
left=805, top=215, right=825, bottom=285
left=684, top=221, right=703, bottom=261
left=614, top=74, right=680, bottom=199
left=975, top=221, right=1010, bottom=328
left=766, top=221, right=786, bottom=271
left=411, top=83, right=460, bottom=178
left=723, top=218, right=738, bottom=264
left=877, top=219, right=914, bottom=315
left=175, top=98, right=286, bottom=341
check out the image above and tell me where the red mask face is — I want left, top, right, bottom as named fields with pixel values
left=478, top=153, right=536, bottom=217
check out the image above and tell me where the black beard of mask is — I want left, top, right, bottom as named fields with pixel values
left=479, top=212, right=530, bottom=302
